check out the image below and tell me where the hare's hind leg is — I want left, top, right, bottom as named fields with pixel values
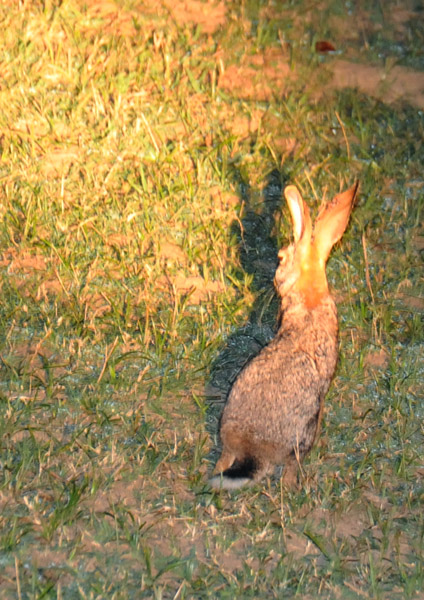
left=211, top=426, right=271, bottom=490
left=281, top=458, right=299, bottom=489
left=213, top=450, right=236, bottom=475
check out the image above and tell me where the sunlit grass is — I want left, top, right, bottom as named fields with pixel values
left=0, top=0, right=422, bottom=598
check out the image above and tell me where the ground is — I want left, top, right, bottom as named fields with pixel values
left=0, top=0, right=423, bottom=598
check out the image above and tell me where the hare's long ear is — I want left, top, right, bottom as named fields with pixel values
left=313, top=182, right=359, bottom=262
left=284, top=185, right=312, bottom=245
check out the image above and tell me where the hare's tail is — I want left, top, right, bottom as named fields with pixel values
left=209, top=457, right=257, bottom=490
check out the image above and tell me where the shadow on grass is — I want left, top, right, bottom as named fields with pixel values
left=205, top=167, right=290, bottom=456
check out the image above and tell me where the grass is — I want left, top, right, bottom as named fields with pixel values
left=0, top=0, right=423, bottom=598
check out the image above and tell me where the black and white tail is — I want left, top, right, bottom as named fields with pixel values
left=209, top=457, right=257, bottom=490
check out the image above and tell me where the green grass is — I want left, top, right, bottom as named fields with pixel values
left=0, top=0, right=423, bottom=598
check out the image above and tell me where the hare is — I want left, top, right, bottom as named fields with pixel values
left=210, top=182, right=359, bottom=490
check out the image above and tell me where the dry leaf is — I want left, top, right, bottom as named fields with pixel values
left=315, top=40, right=336, bottom=53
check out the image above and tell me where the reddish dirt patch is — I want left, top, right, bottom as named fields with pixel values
left=158, top=241, right=187, bottom=263
left=78, top=0, right=138, bottom=36
left=219, top=47, right=293, bottom=101
left=158, top=273, right=226, bottom=304
left=363, top=348, right=390, bottom=371
left=0, top=248, right=47, bottom=273
left=162, top=0, right=227, bottom=34
left=40, top=146, right=81, bottom=177
left=76, top=1, right=424, bottom=110
left=330, top=60, right=424, bottom=110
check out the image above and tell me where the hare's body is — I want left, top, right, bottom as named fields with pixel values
left=211, top=183, right=358, bottom=490
left=216, top=297, right=338, bottom=487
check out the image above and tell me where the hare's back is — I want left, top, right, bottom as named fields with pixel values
left=223, top=336, right=329, bottom=435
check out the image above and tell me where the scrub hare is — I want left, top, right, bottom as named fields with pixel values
left=210, top=182, right=359, bottom=490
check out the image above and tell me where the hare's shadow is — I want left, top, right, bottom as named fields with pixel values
left=206, top=168, right=290, bottom=462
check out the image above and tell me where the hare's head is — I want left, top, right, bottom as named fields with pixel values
left=274, top=183, right=358, bottom=307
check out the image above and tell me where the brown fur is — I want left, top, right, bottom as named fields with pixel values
left=210, top=182, right=358, bottom=491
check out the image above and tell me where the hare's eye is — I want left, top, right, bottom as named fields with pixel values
left=278, top=251, right=287, bottom=265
